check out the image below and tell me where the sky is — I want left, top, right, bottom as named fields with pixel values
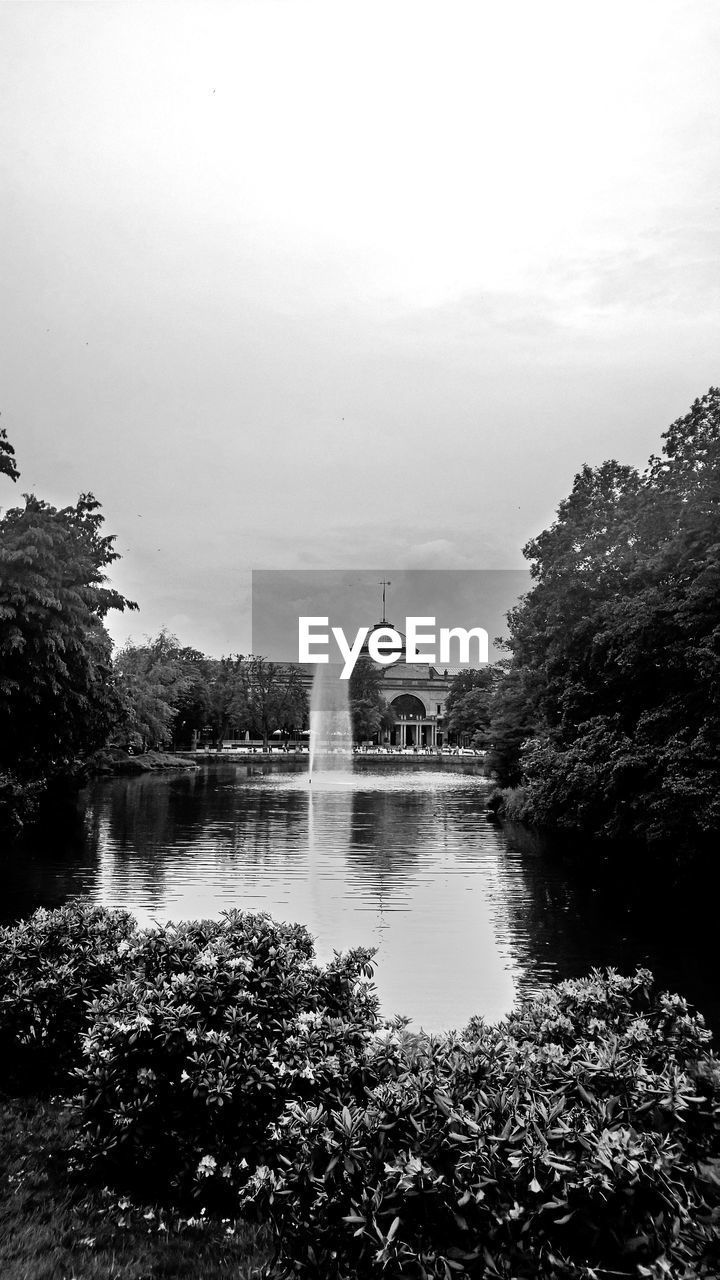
left=1, top=0, right=718, bottom=657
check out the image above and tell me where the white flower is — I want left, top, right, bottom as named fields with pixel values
left=197, top=1154, right=217, bottom=1178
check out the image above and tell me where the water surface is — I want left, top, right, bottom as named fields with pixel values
left=4, top=762, right=717, bottom=1035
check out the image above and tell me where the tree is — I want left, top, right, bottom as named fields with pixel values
left=112, top=631, right=223, bottom=752
left=0, top=443, right=136, bottom=812
left=171, top=646, right=213, bottom=749
left=348, top=658, right=395, bottom=743
left=203, top=655, right=247, bottom=747
left=485, top=665, right=539, bottom=786
left=445, top=668, right=495, bottom=744
left=492, top=388, right=720, bottom=850
left=0, top=427, right=19, bottom=482
left=112, top=631, right=186, bottom=751
left=234, top=657, right=308, bottom=750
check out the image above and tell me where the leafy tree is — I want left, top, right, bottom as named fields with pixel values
left=0, top=441, right=136, bottom=820
left=485, top=664, right=540, bottom=785
left=234, top=656, right=308, bottom=750
left=0, top=427, right=19, bottom=482
left=492, top=387, right=720, bottom=850
left=112, top=631, right=240, bottom=751
left=348, top=657, right=395, bottom=743
left=112, top=631, right=185, bottom=751
left=171, top=646, right=212, bottom=749
left=445, top=667, right=495, bottom=744
left=204, top=655, right=248, bottom=747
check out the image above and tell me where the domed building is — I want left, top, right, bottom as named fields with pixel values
left=358, top=619, right=461, bottom=749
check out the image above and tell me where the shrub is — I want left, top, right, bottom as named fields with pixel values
left=6, top=905, right=720, bottom=1276
left=0, top=901, right=137, bottom=1088
left=74, top=912, right=379, bottom=1207
left=494, top=785, right=532, bottom=824
left=244, top=970, right=720, bottom=1279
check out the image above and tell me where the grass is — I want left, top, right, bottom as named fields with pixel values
left=0, top=1093, right=271, bottom=1280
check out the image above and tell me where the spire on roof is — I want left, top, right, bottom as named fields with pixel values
left=379, top=577, right=391, bottom=625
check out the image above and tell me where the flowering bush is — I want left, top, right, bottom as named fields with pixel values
left=74, top=911, right=380, bottom=1207
left=5, top=906, right=720, bottom=1276
left=0, top=901, right=137, bottom=1086
left=244, top=970, right=720, bottom=1279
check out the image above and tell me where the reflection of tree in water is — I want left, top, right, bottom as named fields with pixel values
left=3, top=798, right=100, bottom=923
left=488, top=822, right=720, bottom=1036
left=9, top=770, right=717, bottom=1040
left=91, top=766, right=312, bottom=908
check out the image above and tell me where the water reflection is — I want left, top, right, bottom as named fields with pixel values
left=5, top=764, right=717, bottom=1036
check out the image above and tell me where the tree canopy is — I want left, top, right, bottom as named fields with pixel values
left=1, top=440, right=136, bottom=813
left=0, top=428, right=19, bottom=483
left=348, top=658, right=395, bottom=743
left=489, top=387, right=720, bottom=850
left=234, top=656, right=308, bottom=748
left=111, top=630, right=206, bottom=751
left=445, top=668, right=495, bottom=744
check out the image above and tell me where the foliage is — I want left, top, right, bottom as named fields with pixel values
left=0, top=771, right=44, bottom=839
left=0, top=902, right=136, bottom=1087
left=0, top=1093, right=270, bottom=1280
left=349, top=657, right=395, bottom=742
left=233, top=656, right=308, bottom=748
left=111, top=642, right=261, bottom=751
left=0, top=493, right=136, bottom=778
left=488, top=784, right=532, bottom=823
left=0, top=425, right=19, bottom=482
left=5, top=904, right=720, bottom=1277
left=171, top=646, right=214, bottom=747
left=204, top=654, right=248, bottom=745
left=488, top=388, right=720, bottom=849
left=0, top=435, right=135, bottom=832
left=484, top=665, right=539, bottom=786
left=74, top=913, right=378, bottom=1206
left=249, top=970, right=720, bottom=1280
left=445, top=669, right=495, bottom=745
left=111, top=642, right=311, bottom=752
left=112, top=629, right=209, bottom=751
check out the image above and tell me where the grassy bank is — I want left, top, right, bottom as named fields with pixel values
left=86, top=748, right=198, bottom=778
left=0, top=1093, right=269, bottom=1280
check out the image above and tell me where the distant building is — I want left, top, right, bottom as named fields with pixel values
left=356, top=621, right=466, bottom=748
left=293, top=583, right=485, bottom=747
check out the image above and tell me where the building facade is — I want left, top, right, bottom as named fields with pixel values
left=359, top=621, right=460, bottom=748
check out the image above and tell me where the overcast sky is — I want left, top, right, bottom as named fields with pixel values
left=1, top=0, right=718, bottom=656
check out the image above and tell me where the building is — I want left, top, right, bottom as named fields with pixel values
left=357, top=619, right=462, bottom=749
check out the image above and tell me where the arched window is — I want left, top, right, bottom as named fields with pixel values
left=391, top=693, right=426, bottom=719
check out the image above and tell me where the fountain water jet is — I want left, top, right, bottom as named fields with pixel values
left=309, top=663, right=353, bottom=777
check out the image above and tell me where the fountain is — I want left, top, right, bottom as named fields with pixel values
left=309, top=662, right=353, bottom=777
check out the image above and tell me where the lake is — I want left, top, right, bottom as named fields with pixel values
left=4, top=761, right=717, bottom=1035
